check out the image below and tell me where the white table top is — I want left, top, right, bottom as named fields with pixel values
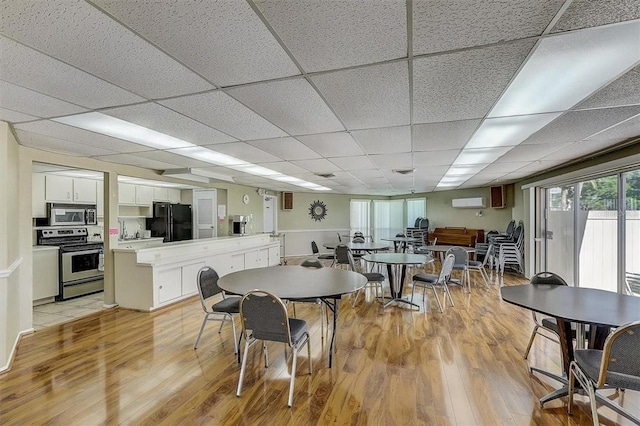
left=362, top=253, right=429, bottom=265
left=218, top=266, right=366, bottom=299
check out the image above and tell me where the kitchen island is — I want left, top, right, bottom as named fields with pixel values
left=113, top=234, right=280, bottom=311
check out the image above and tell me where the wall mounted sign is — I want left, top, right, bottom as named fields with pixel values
left=309, top=200, right=327, bottom=222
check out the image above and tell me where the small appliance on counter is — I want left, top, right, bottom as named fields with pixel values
left=47, top=203, right=97, bottom=226
left=146, top=202, right=193, bottom=242
left=36, top=227, right=104, bottom=300
left=232, top=215, right=249, bottom=235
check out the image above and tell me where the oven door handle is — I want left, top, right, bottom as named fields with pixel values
left=62, top=249, right=100, bottom=256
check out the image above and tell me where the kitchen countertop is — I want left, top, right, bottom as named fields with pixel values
left=32, top=245, right=60, bottom=252
left=117, top=237, right=164, bottom=243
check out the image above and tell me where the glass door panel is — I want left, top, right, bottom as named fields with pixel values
left=546, top=185, right=575, bottom=285
left=577, top=176, right=618, bottom=291
left=625, top=170, right=640, bottom=296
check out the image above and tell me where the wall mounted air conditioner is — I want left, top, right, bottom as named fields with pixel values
left=451, top=197, right=486, bottom=208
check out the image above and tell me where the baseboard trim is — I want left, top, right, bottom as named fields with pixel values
left=0, top=328, right=34, bottom=374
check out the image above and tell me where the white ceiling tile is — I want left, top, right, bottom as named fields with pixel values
left=311, top=62, right=410, bottom=130
left=587, top=114, right=640, bottom=141
left=159, top=91, right=287, bottom=141
left=252, top=161, right=309, bottom=175
left=413, top=150, right=460, bottom=166
left=349, top=169, right=385, bottom=179
left=413, top=119, right=480, bottom=151
left=329, top=155, right=377, bottom=171
left=296, top=132, right=363, bottom=157
left=351, top=126, right=411, bottom=154
left=472, top=171, right=508, bottom=180
left=227, top=79, right=344, bottom=135
left=551, top=0, right=640, bottom=33
left=246, top=137, right=320, bottom=160
left=574, top=65, right=640, bottom=110
left=256, top=0, right=406, bottom=72
left=543, top=139, right=631, bottom=163
left=290, top=158, right=341, bottom=173
left=129, top=150, right=213, bottom=168
left=368, top=153, right=412, bottom=169
left=0, top=107, right=38, bottom=123
left=14, top=120, right=149, bottom=153
left=413, top=0, right=563, bottom=54
left=0, top=36, right=144, bottom=108
left=496, top=143, right=570, bottom=163
left=524, top=105, right=640, bottom=144
left=0, top=1, right=212, bottom=99
left=413, top=40, right=534, bottom=123
left=199, top=142, right=282, bottom=164
left=480, top=162, right=529, bottom=174
left=94, top=0, right=299, bottom=86
left=92, top=153, right=181, bottom=170
left=414, top=166, right=449, bottom=177
left=0, top=80, right=87, bottom=118
left=16, top=130, right=117, bottom=157
left=103, top=102, right=237, bottom=145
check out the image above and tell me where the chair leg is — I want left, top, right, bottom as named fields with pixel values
left=237, top=339, right=251, bottom=397
left=263, top=342, right=269, bottom=367
left=588, top=387, right=599, bottom=426
left=430, top=285, right=444, bottom=312
left=410, top=283, right=416, bottom=305
left=523, top=326, right=539, bottom=359
left=443, top=284, right=454, bottom=307
left=194, top=313, right=209, bottom=349
left=288, top=347, right=298, bottom=407
left=319, top=304, right=324, bottom=337
left=306, top=334, right=312, bottom=374
left=568, top=363, right=576, bottom=415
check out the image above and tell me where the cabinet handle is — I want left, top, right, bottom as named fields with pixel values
left=159, top=285, right=163, bottom=289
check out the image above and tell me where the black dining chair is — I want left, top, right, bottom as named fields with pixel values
left=411, top=253, right=455, bottom=312
left=311, top=240, right=334, bottom=265
left=568, top=321, right=640, bottom=425
left=194, top=266, right=240, bottom=353
left=292, top=259, right=329, bottom=337
left=236, top=290, right=311, bottom=407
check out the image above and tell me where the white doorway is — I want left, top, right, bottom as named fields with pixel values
left=263, top=195, right=276, bottom=233
left=193, top=189, right=217, bottom=239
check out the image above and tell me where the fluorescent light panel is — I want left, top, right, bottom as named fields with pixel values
left=55, top=112, right=330, bottom=191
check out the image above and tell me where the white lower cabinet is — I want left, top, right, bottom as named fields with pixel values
left=182, top=262, right=205, bottom=295
left=157, top=268, right=182, bottom=304
left=244, top=250, right=258, bottom=269
left=268, top=246, right=280, bottom=265
left=257, top=248, right=269, bottom=267
left=33, top=247, right=59, bottom=302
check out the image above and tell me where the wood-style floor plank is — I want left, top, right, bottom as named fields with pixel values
left=1, top=257, right=639, bottom=425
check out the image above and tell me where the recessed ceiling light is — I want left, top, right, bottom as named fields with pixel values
left=315, top=172, right=336, bottom=178
left=392, top=169, right=414, bottom=175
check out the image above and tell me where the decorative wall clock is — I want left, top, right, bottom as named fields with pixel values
left=309, top=200, right=327, bottom=222
left=242, top=194, right=250, bottom=204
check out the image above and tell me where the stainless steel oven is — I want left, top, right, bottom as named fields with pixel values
left=37, top=228, right=104, bottom=300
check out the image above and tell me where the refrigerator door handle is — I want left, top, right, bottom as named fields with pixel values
left=168, top=209, right=173, bottom=242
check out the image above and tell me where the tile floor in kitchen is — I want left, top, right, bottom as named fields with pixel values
left=32, top=292, right=104, bottom=331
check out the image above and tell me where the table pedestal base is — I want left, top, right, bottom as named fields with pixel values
left=383, top=297, right=420, bottom=309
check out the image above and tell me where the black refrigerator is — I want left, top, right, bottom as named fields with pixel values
left=146, top=202, right=193, bottom=242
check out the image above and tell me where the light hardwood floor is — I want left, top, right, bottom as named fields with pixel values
left=2, top=258, right=638, bottom=425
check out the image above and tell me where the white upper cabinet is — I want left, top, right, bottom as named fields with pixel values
left=153, top=187, right=168, bottom=201
left=73, top=179, right=96, bottom=203
left=118, top=183, right=136, bottom=205
left=168, top=188, right=181, bottom=204
left=136, top=185, right=153, bottom=206
left=44, top=175, right=96, bottom=204
left=32, top=173, right=46, bottom=217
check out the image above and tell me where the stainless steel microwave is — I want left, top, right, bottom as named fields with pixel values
left=47, top=203, right=98, bottom=226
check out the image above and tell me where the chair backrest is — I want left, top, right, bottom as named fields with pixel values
left=336, top=232, right=342, bottom=242
left=346, top=249, right=358, bottom=272
left=352, top=232, right=365, bottom=243
left=480, top=244, right=494, bottom=267
left=595, top=321, right=640, bottom=387
left=239, top=290, right=292, bottom=344
left=445, top=246, right=469, bottom=266
left=311, top=241, right=319, bottom=255
left=301, top=259, right=323, bottom=268
left=437, top=254, right=456, bottom=284
left=505, top=220, right=516, bottom=236
left=530, top=271, right=567, bottom=286
left=197, top=266, right=222, bottom=301
left=334, top=244, right=350, bottom=266
left=431, top=236, right=437, bottom=245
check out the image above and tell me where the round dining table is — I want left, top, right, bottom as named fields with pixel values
left=362, top=253, right=431, bottom=308
left=501, top=284, right=640, bottom=406
left=218, top=266, right=367, bottom=368
left=323, top=241, right=390, bottom=251
left=381, top=236, right=422, bottom=253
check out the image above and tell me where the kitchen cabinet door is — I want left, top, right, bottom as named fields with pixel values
left=257, top=248, right=269, bottom=267
left=32, top=173, right=47, bottom=218
left=157, top=268, right=182, bottom=304
left=168, top=188, right=181, bottom=204
left=182, top=262, right=205, bottom=296
left=244, top=250, right=258, bottom=270
left=73, top=178, right=97, bottom=203
left=135, top=185, right=153, bottom=206
left=45, top=175, right=73, bottom=202
left=153, top=187, right=168, bottom=201
left=33, top=248, right=59, bottom=301
left=268, top=246, right=280, bottom=266
left=119, top=183, right=136, bottom=205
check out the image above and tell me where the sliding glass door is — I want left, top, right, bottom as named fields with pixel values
left=545, top=185, right=575, bottom=285
left=625, top=170, right=640, bottom=296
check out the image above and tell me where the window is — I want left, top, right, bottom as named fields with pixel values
left=350, top=200, right=370, bottom=237
left=373, top=200, right=404, bottom=242
left=406, top=198, right=426, bottom=227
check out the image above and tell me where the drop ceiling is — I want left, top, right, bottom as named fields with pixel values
left=1, top=0, right=639, bottom=196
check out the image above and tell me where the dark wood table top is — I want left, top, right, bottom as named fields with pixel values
left=323, top=242, right=390, bottom=251
left=218, top=266, right=366, bottom=299
left=501, top=284, right=640, bottom=327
